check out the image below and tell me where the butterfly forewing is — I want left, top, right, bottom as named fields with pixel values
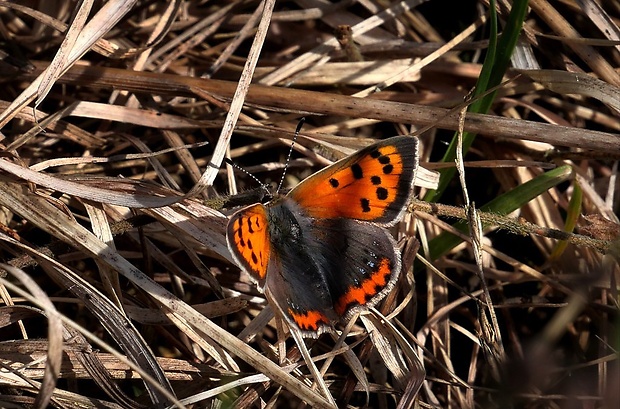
left=289, top=136, right=418, bottom=225
left=226, top=204, right=271, bottom=281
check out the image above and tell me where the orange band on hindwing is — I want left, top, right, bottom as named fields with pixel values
left=288, top=308, right=330, bottom=332
left=334, top=257, right=393, bottom=315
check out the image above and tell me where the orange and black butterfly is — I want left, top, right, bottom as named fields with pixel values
left=227, top=136, right=419, bottom=337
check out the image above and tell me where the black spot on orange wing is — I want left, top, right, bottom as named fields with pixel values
left=360, top=198, right=371, bottom=213
left=351, top=163, right=363, bottom=179
left=376, top=187, right=388, bottom=200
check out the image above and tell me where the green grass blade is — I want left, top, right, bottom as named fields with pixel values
left=425, top=165, right=573, bottom=261
left=550, top=180, right=582, bottom=259
left=425, top=0, right=530, bottom=202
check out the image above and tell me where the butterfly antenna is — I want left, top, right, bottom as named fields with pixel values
left=276, top=117, right=305, bottom=194
left=224, top=157, right=271, bottom=196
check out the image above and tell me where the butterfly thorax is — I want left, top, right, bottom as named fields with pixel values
left=266, top=196, right=310, bottom=250
left=265, top=197, right=336, bottom=313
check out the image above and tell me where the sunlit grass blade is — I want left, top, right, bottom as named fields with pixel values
left=550, top=180, right=582, bottom=260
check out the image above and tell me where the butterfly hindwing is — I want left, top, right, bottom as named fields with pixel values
left=288, top=136, right=418, bottom=226
left=264, top=257, right=336, bottom=336
left=227, top=203, right=271, bottom=282
left=308, top=217, right=401, bottom=318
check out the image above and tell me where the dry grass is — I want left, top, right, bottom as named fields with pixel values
left=0, top=1, right=619, bottom=408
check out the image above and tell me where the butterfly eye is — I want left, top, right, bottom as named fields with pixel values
left=260, top=191, right=274, bottom=204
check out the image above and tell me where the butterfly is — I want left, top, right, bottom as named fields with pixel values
left=226, top=136, right=419, bottom=337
